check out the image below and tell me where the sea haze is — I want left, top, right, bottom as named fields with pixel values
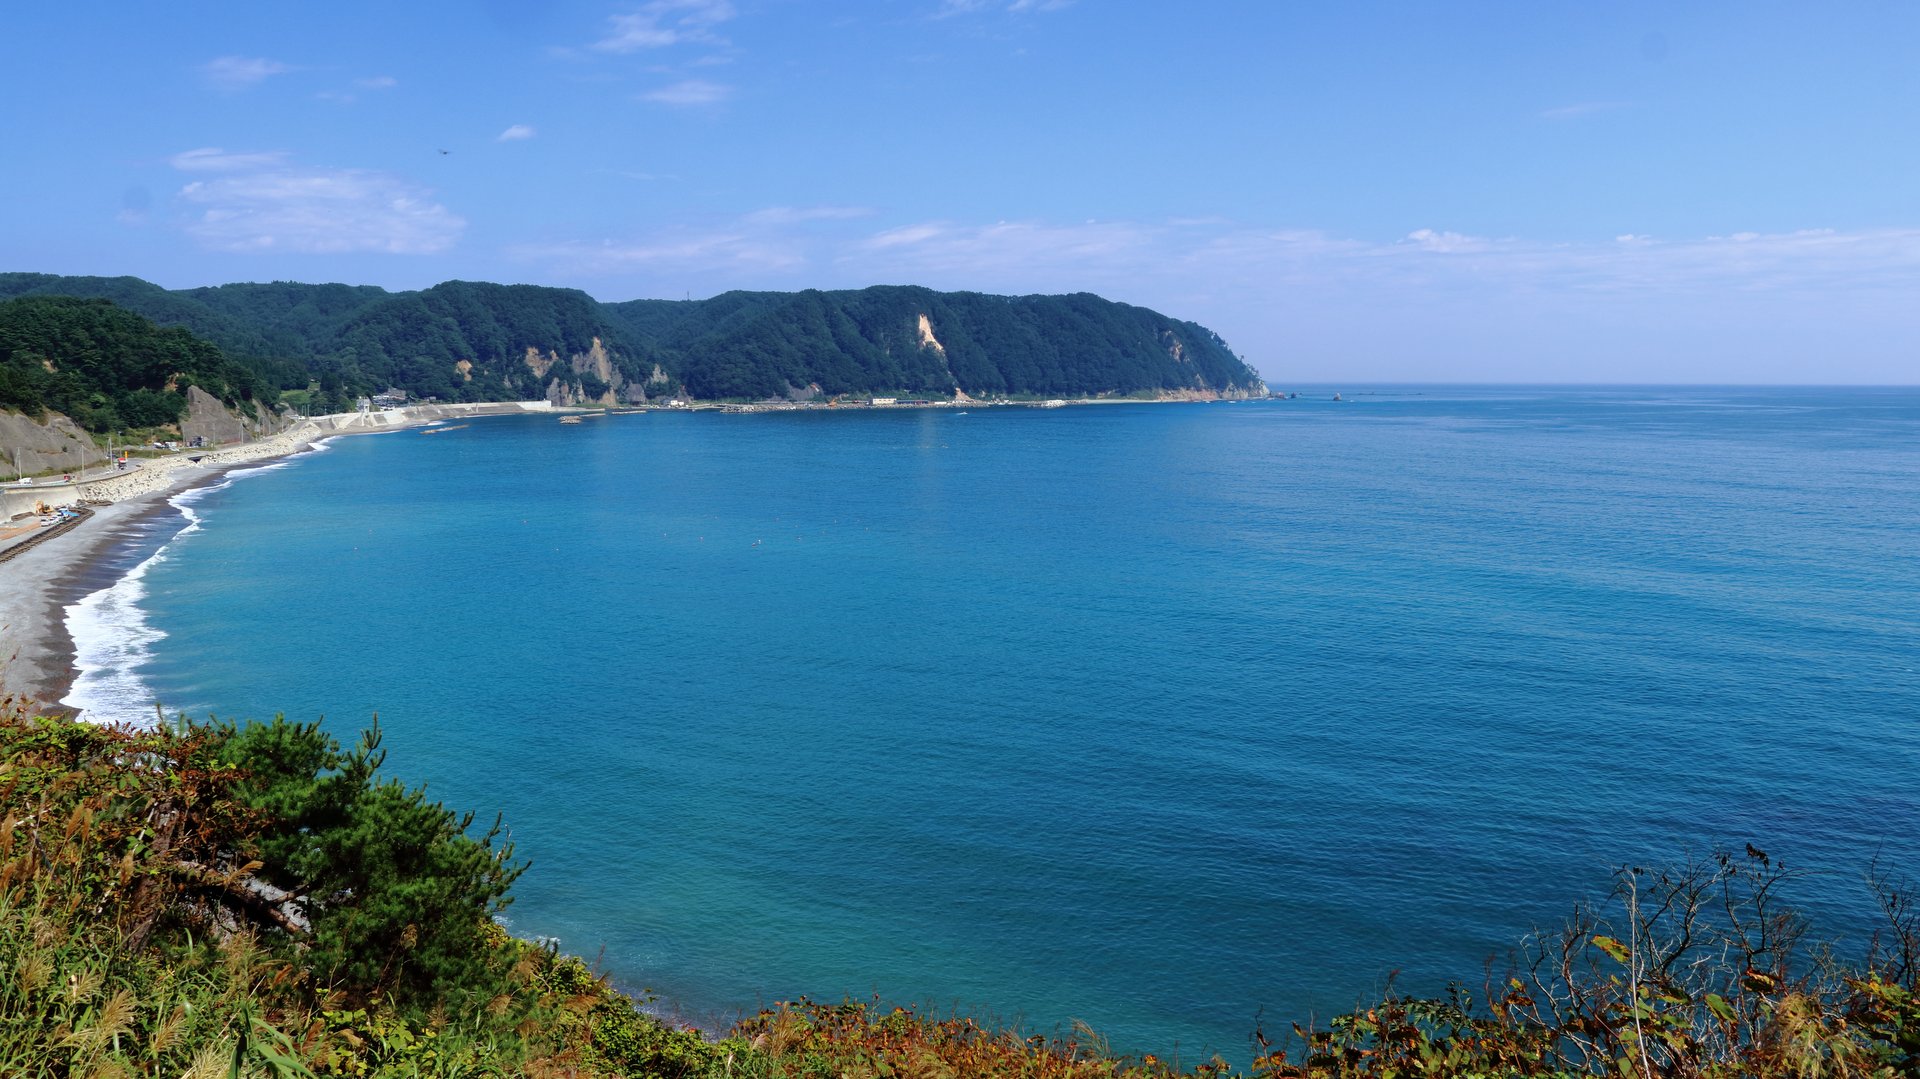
left=70, top=387, right=1920, bottom=1061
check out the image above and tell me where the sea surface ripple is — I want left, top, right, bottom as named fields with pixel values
left=72, top=387, right=1920, bottom=1062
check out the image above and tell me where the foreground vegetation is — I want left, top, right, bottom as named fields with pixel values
left=3, top=695, right=1915, bottom=1077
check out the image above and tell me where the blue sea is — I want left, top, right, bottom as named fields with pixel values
left=63, top=387, right=1920, bottom=1063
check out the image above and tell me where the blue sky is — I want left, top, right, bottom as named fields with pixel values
left=5, top=2, right=1917, bottom=383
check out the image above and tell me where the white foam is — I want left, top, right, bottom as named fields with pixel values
left=62, top=538, right=170, bottom=727
left=61, top=438, right=337, bottom=726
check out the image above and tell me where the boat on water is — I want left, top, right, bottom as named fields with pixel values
left=422, top=424, right=469, bottom=434
left=559, top=415, right=583, bottom=424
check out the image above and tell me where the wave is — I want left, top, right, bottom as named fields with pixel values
left=61, top=532, right=170, bottom=727
left=60, top=438, right=337, bottom=726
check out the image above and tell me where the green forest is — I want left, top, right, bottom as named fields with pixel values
left=0, top=295, right=267, bottom=432
left=0, top=274, right=1267, bottom=414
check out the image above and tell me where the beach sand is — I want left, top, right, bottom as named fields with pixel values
left=0, top=401, right=562, bottom=715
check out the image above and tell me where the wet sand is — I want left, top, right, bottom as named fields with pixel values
left=0, top=472, right=217, bottom=714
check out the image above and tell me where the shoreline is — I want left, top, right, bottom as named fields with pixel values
left=0, top=401, right=560, bottom=717
left=0, top=391, right=1220, bottom=715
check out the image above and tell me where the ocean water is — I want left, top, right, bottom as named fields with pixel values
left=66, top=387, right=1920, bottom=1062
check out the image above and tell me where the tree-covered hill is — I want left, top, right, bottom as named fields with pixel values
left=1, top=273, right=1267, bottom=407
left=180, top=279, right=393, bottom=360
left=0, top=294, right=266, bottom=430
left=605, top=285, right=1262, bottom=400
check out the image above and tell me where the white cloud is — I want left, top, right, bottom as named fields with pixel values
left=202, top=56, right=293, bottom=89
left=355, top=75, right=398, bottom=90
left=642, top=79, right=731, bottom=106
left=1402, top=228, right=1490, bottom=253
left=170, top=152, right=464, bottom=254
left=594, top=0, right=735, bottom=52
left=498, top=124, right=538, bottom=141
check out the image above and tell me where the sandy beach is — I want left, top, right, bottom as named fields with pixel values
left=0, top=401, right=560, bottom=716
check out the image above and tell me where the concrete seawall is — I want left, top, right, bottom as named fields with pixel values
left=1, top=401, right=556, bottom=520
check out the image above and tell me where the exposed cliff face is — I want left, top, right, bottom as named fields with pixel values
left=181, top=386, right=247, bottom=446
left=0, top=411, right=94, bottom=477
left=533, top=337, right=656, bottom=406
left=576, top=337, right=616, bottom=386
left=917, top=314, right=945, bottom=354
left=179, top=385, right=291, bottom=446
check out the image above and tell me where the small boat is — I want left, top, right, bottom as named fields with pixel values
left=559, top=416, right=583, bottom=424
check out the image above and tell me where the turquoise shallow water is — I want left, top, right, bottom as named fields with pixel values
left=67, top=387, right=1920, bottom=1061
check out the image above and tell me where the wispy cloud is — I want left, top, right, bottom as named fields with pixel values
left=1540, top=100, right=1632, bottom=121
left=937, top=0, right=1074, bottom=16
left=512, top=206, right=883, bottom=275
left=170, top=148, right=293, bottom=173
left=743, top=206, right=874, bottom=225
left=202, top=56, right=293, bottom=90
left=865, top=223, right=947, bottom=249
left=517, top=232, right=806, bottom=275
left=318, top=75, right=398, bottom=105
left=593, top=0, right=735, bottom=52
left=498, top=124, right=537, bottom=141
left=513, top=213, right=1920, bottom=379
left=642, top=79, right=731, bottom=106
left=523, top=209, right=1920, bottom=302
left=170, top=150, right=464, bottom=254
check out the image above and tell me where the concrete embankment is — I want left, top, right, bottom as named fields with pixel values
left=1, top=401, right=557, bottom=518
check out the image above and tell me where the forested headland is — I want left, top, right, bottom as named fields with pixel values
left=0, top=274, right=1267, bottom=416
left=0, top=295, right=269, bottom=433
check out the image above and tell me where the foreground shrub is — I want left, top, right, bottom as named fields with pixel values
left=4, top=693, right=1917, bottom=1077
